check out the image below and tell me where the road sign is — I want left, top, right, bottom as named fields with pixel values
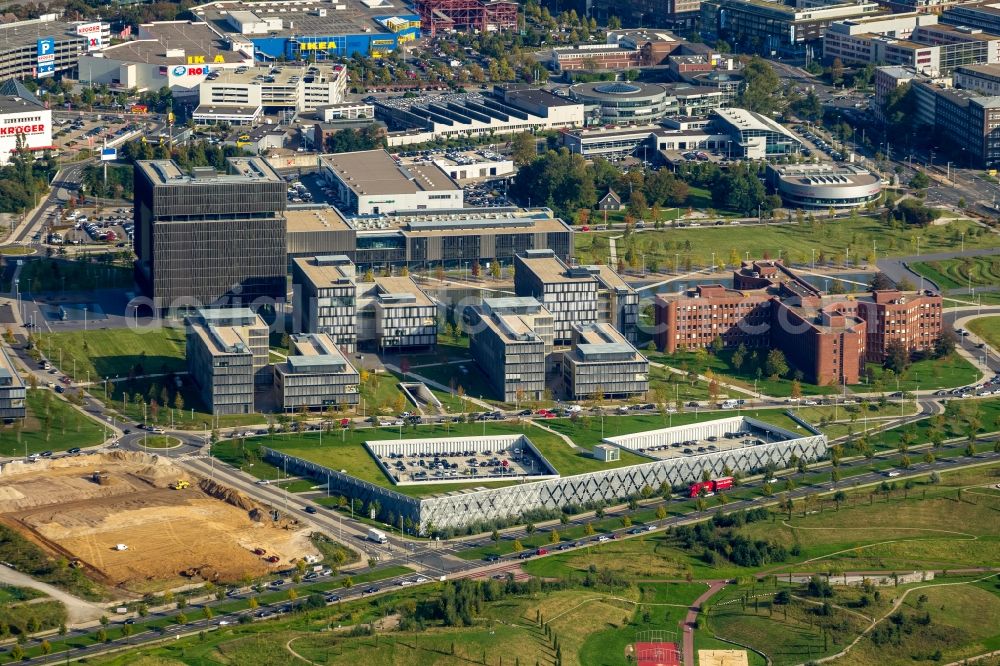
left=100, top=147, right=117, bottom=161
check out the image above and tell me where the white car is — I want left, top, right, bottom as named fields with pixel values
left=414, top=576, right=429, bottom=583
left=803, top=400, right=818, bottom=406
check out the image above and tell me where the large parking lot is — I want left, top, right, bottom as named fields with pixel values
left=52, top=114, right=141, bottom=155
left=49, top=207, right=133, bottom=248
left=366, top=435, right=557, bottom=486
left=623, top=423, right=794, bottom=462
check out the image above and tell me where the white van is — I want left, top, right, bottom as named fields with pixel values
left=720, top=400, right=739, bottom=409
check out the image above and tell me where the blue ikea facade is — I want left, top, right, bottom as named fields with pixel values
left=249, top=16, right=420, bottom=60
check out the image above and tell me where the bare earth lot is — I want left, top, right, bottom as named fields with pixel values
left=0, top=452, right=317, bottom=592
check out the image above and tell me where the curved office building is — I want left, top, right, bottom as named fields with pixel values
left=766, top=163, right=883, bottom=209
left=568, top=81, right=672, bottom=124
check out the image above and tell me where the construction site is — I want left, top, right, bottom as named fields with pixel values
left=0, top=452, right=318, bottom=593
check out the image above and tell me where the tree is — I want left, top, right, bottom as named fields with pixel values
left=885, top=339, right=910, bottom=374
left=550, top=529, right=560, bottom=544
left=869, top=272, right=895, bottom=291
left=765, top=349, right=789, bottom=379
left=655, top=505, right=667, bottom=523
left=933, top=330, right=957, bottom=358
left=584, top=522, right=595, bottom=536
left=511, top=131, right=536, bottom=167
left=909, top=171, right=931, bottom=189
left=512, top=539, right=524, bottom=552
left=833, top=490, right=847, bottom=510
left=739, top=57, right=782, bottom=115
left=829, top=57, right=845, bottom=85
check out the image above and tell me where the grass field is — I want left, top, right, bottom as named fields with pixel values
left=38, top=326, right=187, bottom=382
left=853, top=352, right=981, bottom=392
left=0, top=389, right=106, bottom=456
left=522, top=462, right=1000, bottom=585
left=968, top=316, right=1000, bottom=352
left=18, top=257, right=133, bottom=292
left=910, top=256, right=1000, bottom=290
left=217, top=420, right=649, bottom=497
left=573, top=217, right=995, bottom=268
left=835, top=580, right=1000, bottom=665
left=648, top=349, right=836, bottom=398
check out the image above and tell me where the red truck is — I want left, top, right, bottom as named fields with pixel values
left=689, top=476, right=734, bottom=498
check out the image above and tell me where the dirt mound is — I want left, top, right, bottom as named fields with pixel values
left=0, top=452, right=320, bottom=591
left=199, top=478, right=259, bottom=512
left=200, top=479, right=303, bottom=529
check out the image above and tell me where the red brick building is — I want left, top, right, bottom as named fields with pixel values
left=654, top=260, right=943, bottom=386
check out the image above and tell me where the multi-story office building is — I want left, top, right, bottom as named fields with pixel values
left=320, top=149, right=463, bottom=216
left=593, top=265, right=640, bottom=344
left=185, top=308, right=269, bottom=414
left=0, top=346, right=26, bottom=420
left=824, top=14, right=1000, bottom=74
left=514, top=250, right=599, bottom=345
left=133, top=158, right=287, bottom=312
left=942, top=2, right=1000, bottom=35
left=291, top=254, right=357, bottom=353
left=562, top=323, right=650, bottom=400
left=954, top=62, right=1000, bottom=93
left=285, top=205, right=575, bottom=270
left=701, top=0, right=881, bottom=56
left=654, top=260, right=943, bottom=385
left=274, top=334, right=360, bottom=412
left=513, top=250, right=638, bottom=345
left=357, top=277, right=437, bottom=350
left=655, top=283, right=774, bottom=354
left=911, top=80, right=1000, bottom=167
left=468, top=297, right=553, bottom=403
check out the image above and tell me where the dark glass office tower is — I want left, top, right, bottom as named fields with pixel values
left=133, top=157, right=287, bottom=311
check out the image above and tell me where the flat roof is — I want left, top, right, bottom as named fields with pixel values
left=373, top=276, right=433, bottom=307
left=137, top=157, right=282, bottom=185
left=286, top=205, right=351, bottom=232
left=292, top=254, right=357, bottom=287
left=97, top=21, right=251, bottom=65
left=192, top=104, right=262, bottom=117
left=0, top=16, right=88, bottom=50
left=516, top=251, right=591, bottom=284
left=570, top=322, right=642, bottom=362
left=193, top=0, right=411, bottom=39
left=189, top=319, right=260, bottom=356
left=284, top=333, right=354, bottom=373
left=321, top=149, right=459, bottom=197
left=207, top=62, right=346, bottom=86
left=769, top=162, right=881, bottom=186
left=591, top=264, right=634, bottom=293
left=480, top=309, right=542, bottom=344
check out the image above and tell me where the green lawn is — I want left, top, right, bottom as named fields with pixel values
left=97, top=375, right=264, bottom=430
left=574, top=216, right=995, bottom=269
left=37, top=326, right=187, bottom=382
left=17, top=257, right=133, bottom=292
left=648, top=349, right=836, bottom=398
left=968, top=316, right=1000, bottom=352
left=0, top=586, right=44, bottom=605
left=910, top=256, right=1000, bottom=290
left=213, top=420, right=649, bottom=498
left=0, top=389, right=106, bottom=456
left=853, top=352, right=981, bottom=392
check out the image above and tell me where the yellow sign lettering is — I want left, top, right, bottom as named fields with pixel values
left=214, top=55, right=225, bottom=63
left=187, top=55, right=205, bottom=64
